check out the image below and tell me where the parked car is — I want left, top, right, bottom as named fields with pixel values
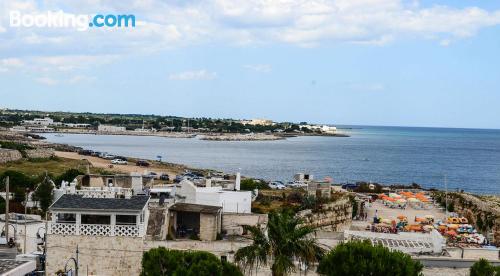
left=91, top=151, right=102, bottom=157
left=115, top=156, right=128, bottom=161
left=136, top=160, right=150, bottom=167
left=103, top=154, right=116, bottom=160
left=78, top=149, right=93, bottom=156
left=111, top=159, right=127, bottom=165
left=269, top=181, right=286, bottom=190
left=286, top=181, right=308, bottom=188
left=160, top=174, right=170, bottom=181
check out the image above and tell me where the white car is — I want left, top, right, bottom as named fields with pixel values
left=111, top=159, right=127, bottom=165
left=269, top=181, right=286, bottom=190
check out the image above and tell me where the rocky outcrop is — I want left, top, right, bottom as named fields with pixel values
left=0, top=149, right=22, bottom=163
left=25, top=148, right=55, bottom=159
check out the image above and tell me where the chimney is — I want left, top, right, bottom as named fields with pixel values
left=235, top=172, right=241, bottom=191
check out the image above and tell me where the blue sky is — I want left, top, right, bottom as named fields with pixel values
left=1, top=0, right=500, bottom=129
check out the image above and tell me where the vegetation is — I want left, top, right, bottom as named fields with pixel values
left=235, top=210, right=324, bottom=276
left=54, top=168, right=84, bottom=186
left=317, top=240, right=423, bottom=276
left=140, top=247, right=242, bottom=276
left=240, top=179, right=270, bottom=191
left=0, top=108, right=306, bottom=134
left=470, top=259, right=500, bottom=276
left=0, top=141, right=34, bottom=157
left=32, top=175, right=55, bottom=213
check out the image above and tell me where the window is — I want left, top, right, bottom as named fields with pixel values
left=81, top=214, right=111, bottom=225
left=116, top=215, right=136, bottom=225
left=56, top=213, right=76, bottom=223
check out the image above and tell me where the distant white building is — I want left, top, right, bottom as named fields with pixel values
left=22, top=117, right=54, bottom=126
left=302, top=124, right=337, bottom=134
left=241, top=119, right=274, bottom=126
left=62, top=123, right=91, bottom=128
left=177, top=177, right=252, bottom=214
left=98, top=124, right=126, bottom=132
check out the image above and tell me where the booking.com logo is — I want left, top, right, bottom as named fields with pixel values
left=10, top=10, right=136, bottom=31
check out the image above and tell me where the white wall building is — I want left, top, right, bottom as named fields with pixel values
left=98, top=125, right=126, bottom=132
left=177, top=180, right=252, bottom=213
left=22, top=117, right=54, bottom=126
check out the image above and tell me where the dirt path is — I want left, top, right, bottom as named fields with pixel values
left=55, top=151, right=183, bottom=178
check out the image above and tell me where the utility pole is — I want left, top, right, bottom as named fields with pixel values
left=5, top=176, right=9, bottom=241
left=24, top=188, right=29, bottom=254
left=76, top=245, right=79, bottom=276
left=444, top=174, right=448, bottom=218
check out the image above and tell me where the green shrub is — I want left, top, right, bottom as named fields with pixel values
left=317, top=240, right=423, bottom=276
left=240, top=179, right=269, bottom=191
left=141, top=247, right=242, bottom=276
left=470, top=259, right=499, bottom=276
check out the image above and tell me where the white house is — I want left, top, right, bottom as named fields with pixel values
left=177, top=178, right=252, bottom=214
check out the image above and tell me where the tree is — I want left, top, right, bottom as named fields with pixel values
left=54, top=169, right=84, bottom=187
left=32, top=176, right=54, bottom=214
left=470, top=259, right=500, bottom=276
left=240, top=179, right=269, bottom=191
left=235, top=210, right=324, bottom=276
left=141, top=247, right=242, bottom=276
left=317, top=240, right=423, bottom=276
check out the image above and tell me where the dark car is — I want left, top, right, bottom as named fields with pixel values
left=160, top=174, right=170, bottom=181
left=78, top=149, right=93, bottom=156
left=115, top=156, right=128, bottom=161
left=136, top=160, right=150, bottom=167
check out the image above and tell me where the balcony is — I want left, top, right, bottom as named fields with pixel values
left=48, top=222, right=144, bottom=237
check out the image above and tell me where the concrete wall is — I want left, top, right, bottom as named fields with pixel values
left=0, top=221, right=46, bottom=254
left=46, top=234, right=144, bottom=276
left=200, top=213, right=218, bottom=241
left=222, top=213, right=268, bottom=235
left=24, top=148, right=54, bottom=159
left=179, top=180, right=252, bottom=213
left=0, top=149, right=22, bottom=163
left=220, top=191, right=252, bottom=214
left=145, top=239, right=251, bottom=262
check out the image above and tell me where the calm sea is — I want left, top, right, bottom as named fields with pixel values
left=42, top=126, right=500, bottom=194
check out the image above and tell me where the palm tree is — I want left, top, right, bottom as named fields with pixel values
left=235, top=210, right=325, bottom=276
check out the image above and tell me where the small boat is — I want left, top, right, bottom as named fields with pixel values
left=55, top=134, right=64, bottom=137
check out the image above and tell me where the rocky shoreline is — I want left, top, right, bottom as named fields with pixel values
left=200, top=133, right=285, bottom=141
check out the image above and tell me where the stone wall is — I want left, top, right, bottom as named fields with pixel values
left=146, top=206, right=168, bottom=240
left=0, top=148, right=22, bottom=163
left=24, top=148, right=54, bottom=159
left=145, top=239, right=252, bottom=262
left=435, top=192, right=500, bottom=246
left=298, top=198, right=352, bottom=231
left=46, top=235, right=144, bottom=276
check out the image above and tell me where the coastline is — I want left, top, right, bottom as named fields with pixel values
left=16, top=128, right=350, bottom=140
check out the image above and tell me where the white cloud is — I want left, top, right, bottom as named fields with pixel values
left=1, top=0, right=500, bottom=74
left=0, top=58, right=24, bottom=72
left=244, top=64, right=272, bottom=73
left=35, top=77, right=59, bottom=85
left=169, top=70, right=217, bottom=80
